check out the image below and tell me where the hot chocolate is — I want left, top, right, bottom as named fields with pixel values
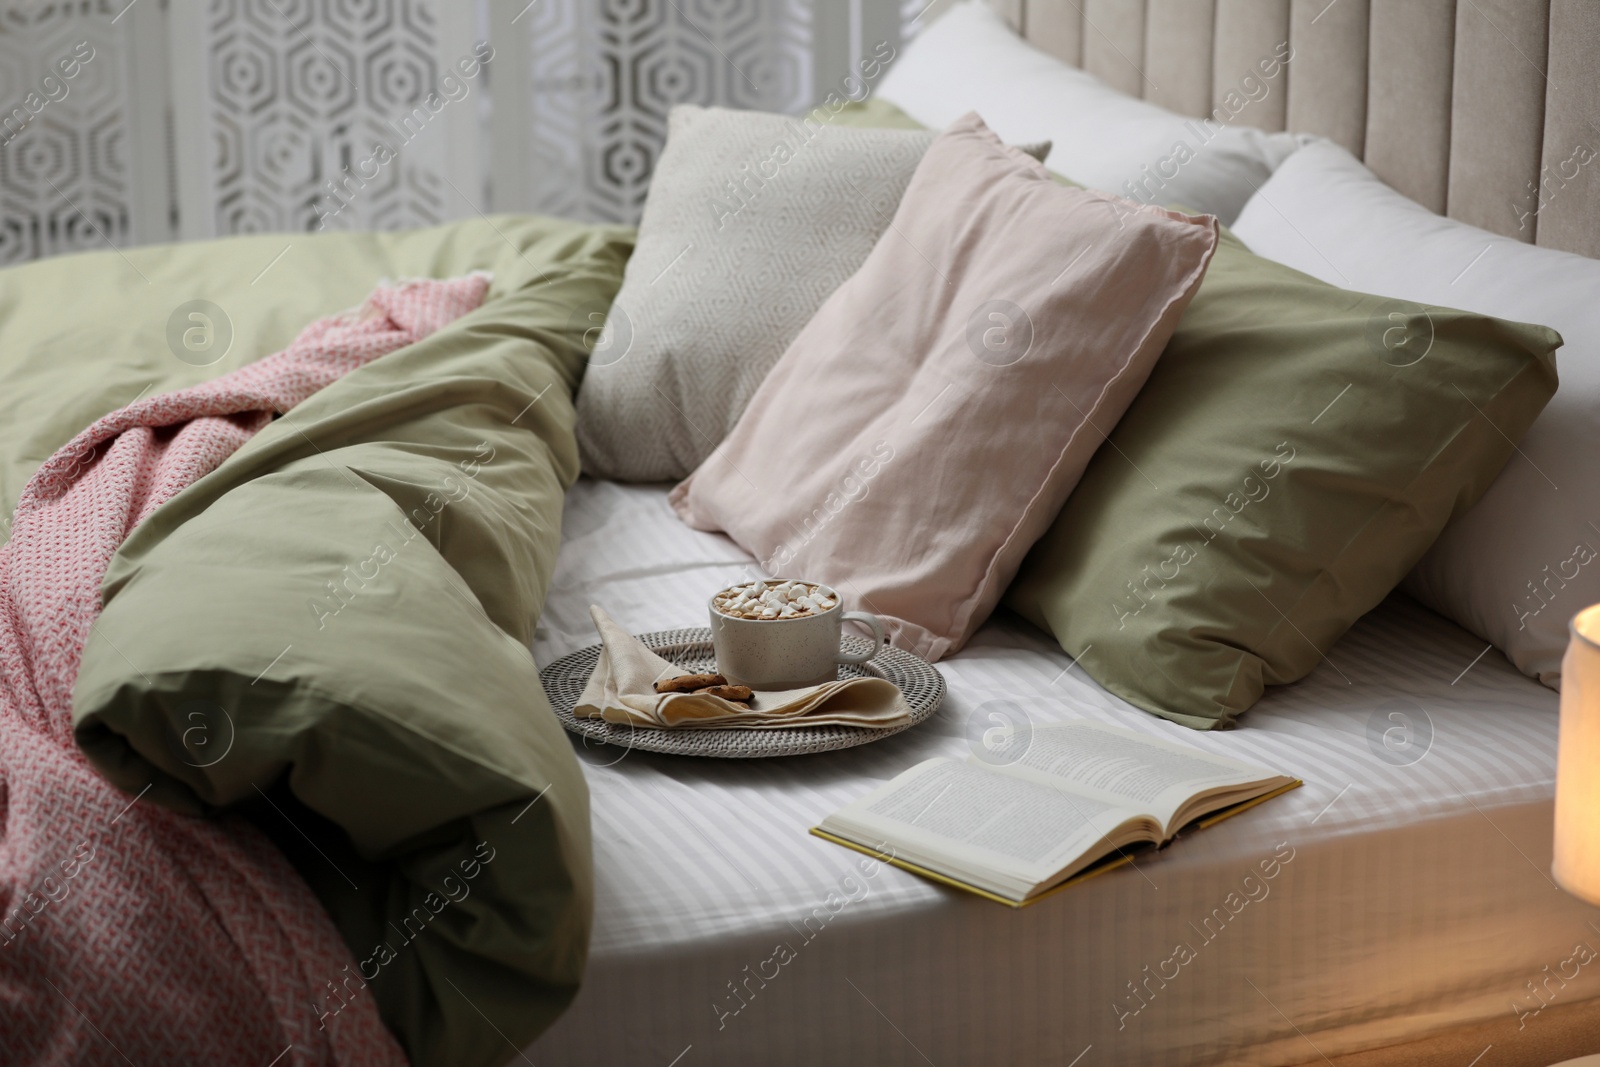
left=713, top=579, right=837, bottom=621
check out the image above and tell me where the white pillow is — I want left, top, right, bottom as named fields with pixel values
left=878, top=1, right=1306, bottom=223
left=1233, top=140, right=1599, bottom=689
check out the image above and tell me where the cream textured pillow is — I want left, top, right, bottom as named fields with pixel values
left=671, top=113, right=1219, bottom=661
left=577, top=105, right=1046, bottom=482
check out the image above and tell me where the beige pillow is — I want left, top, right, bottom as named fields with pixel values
left=670, top=113, right=1218, bottom=661
left=575, top=104, right=1048, bottom=482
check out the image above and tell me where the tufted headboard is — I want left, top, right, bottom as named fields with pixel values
left=986, top=0, right=1600, bottom=259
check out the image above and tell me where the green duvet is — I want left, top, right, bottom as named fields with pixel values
left=0, top=217, right=634, bottom=1066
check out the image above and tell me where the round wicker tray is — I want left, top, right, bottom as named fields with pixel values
left=540, top=627, right=944, bottom=758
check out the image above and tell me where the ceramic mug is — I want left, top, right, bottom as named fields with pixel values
left=708, top=580, right=888, bottom=690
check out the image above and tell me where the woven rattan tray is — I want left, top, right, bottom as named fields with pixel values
left=539, top=627, right=944, bottom=758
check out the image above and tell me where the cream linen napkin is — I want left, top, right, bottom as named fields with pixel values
left=574, top=605, right=912, bottom=729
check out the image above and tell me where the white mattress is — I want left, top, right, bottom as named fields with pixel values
left=527, top=479, right=1593, bottom=1066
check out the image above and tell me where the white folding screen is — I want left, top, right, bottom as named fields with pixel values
left=0, top=0, right=170, bottom=264
left=489, top=0, right=817, bottom=222
left=0, top=0, right=930, bottom=265
left=167, top=0, right=484, bottom=240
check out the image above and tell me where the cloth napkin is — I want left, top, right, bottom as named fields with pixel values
left=574, top=606, right=912, bottom=729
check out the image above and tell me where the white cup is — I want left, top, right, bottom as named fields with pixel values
left=708, top=580, right=888, bottom=691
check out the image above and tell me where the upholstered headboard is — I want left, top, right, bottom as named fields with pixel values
left=987, top=0, right=1600, bottom=258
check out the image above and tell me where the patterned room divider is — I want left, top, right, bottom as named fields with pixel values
left=0, top=0, right=940, bottom=266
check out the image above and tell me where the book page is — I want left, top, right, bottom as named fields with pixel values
left=835, top=759, right=1142, bottom=888
left=998, top=721, right=1285, bottom=829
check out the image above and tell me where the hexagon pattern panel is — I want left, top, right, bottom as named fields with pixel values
left=0, top=2, right=138, bottom=266
left=176, top=0, right=481, bottom=238
left=0, top=0, right=929, bottom=263
left=518, top=0, right=816, bottom=224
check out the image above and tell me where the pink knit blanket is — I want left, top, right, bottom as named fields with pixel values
left=0, top=275, right=488, bottom=1065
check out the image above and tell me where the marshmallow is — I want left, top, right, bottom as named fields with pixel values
left=713, top=580, right=833, bottom=620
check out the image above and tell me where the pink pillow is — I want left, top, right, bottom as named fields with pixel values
left=669, top=112, right=1218, bottom=661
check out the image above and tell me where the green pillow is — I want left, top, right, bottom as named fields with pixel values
left=1004, top=229, right=1560, bottom=728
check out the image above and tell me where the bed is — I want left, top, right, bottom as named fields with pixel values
left=525, top=481, right=1591, bottom=1067
left=5, top=2, right=1600, bottom=1066
left=526, top=2, right=1600, bottom=1064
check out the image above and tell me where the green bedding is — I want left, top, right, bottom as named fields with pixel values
left=0, top=221, right=617, bottom=521
left=0, top=217, right=633, bottom=1065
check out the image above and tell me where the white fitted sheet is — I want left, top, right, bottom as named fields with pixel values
left=528, top=479, right=1600, bottom=1066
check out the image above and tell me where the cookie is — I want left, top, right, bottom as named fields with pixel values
left=653, top=672, right=727, bottom=694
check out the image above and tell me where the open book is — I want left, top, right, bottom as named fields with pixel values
left=813, top=720, right=1299, bottom=906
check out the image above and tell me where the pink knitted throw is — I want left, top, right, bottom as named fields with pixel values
left=0, top=275, right=488, bottom=1065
